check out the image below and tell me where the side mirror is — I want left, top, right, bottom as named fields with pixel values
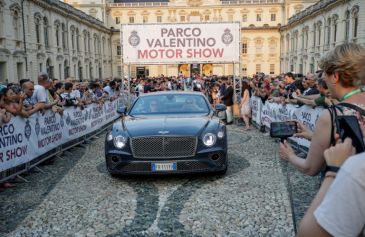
left=215, top=104, right=227, bottom=112
left=117, top=106, right=127, bottom=115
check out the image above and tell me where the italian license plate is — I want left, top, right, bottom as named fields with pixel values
left=152, top=163, right=177, bottom=171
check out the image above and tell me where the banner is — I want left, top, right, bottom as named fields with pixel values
left=121, top=22, right=240, bottom=64
left=251, top=96, right=324, bottom=148
left=0, top=99, right=122, bottom=172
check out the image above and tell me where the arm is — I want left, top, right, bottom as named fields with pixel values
left=280, top=110, right=332, bottom=175
left=295, top=97, right=317, bottom=106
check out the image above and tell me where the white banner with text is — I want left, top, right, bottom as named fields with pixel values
left=0, top=99, right=122, bottom=172
left=121, top=22, right=240, bottom=64
left=250, top=96, right=324, bottom=148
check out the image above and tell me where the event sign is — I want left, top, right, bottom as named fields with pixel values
left=0, top=99, right=121, bottom=172
left=121, top=23, right=240, bottom=64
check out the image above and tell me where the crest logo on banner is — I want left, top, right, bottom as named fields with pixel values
left=128, top=30, right=140, bottom=47
left=221, top=28, right=233, bottom=46
left=24, top=120, right=31, bottom=140
left=35, top=118, right=40, bottom=137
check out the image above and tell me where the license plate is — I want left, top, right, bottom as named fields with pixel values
left=152, top=163, right=177, bottom=171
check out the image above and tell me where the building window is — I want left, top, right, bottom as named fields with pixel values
left=255, top=39, right=263, bottom=53
left=242, top=43, right=247, bottom=54
left=317, top=22, right=322, bottom=46
left=256, top=14, right=262, bottom=22
left=205, top=15, right=209, bottom=21
left=157, top=16, right=162, bottom=22
left=345, top=10, right=350, bottom=41
left=352, top=7, right=359, bottom=38
left=143, top=16, right=148, bottom=23
left=116, top=17, right=120, bottom=24
left=84, top=32, right=87, bottom=52
left=12, top=10, right=20, bottom=41
left=76, top=28, right=80, bottom=52
left=129, top=16, right=134, bottom=23
left=242, top=65, right=247, bottom=75
left=271, top=14, right=276, bottom=21
left=88, top=33, right=91, bottom=52
left=180, top=15, right=185, bottom=22
left=35, top=17, right=41, bottom=44
left=326, top=18, right=331, bottom=45
left=43, top=17, right=49, bottom=48
left=242, top=14, right=247, bottom=22
left=228, top=15, right=233, bottom=22
left=62, top=23, right=67, bottom=49
left=117, top=66, right=122, bottom=77
left=270, top=64, right=275, bottom=74
left=117, top=45, right=121, bottom=56
left=333, top=17, right=338, bottom=43
left=55, top=23, right=60, bottom=47
left=256, top=64, right=261, bottom=73
left=313, top=24, right=316, bottom=47
left=71, top=27, right=75, bottom=50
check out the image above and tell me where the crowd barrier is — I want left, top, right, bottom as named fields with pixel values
left=0, top=98, right=124, bottom=183
left=250, top=96, right=325, bottom=149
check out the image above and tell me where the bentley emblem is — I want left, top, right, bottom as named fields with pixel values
left=221, top=28, right=233, bottom=46
left=158, top=131, right=170, bottom=135
left=128, top=30, right=140, bottom=47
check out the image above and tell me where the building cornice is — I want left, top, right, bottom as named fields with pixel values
left=281, top=0, right=345, bottom=30
left=30, top=0, right=112, bottom=34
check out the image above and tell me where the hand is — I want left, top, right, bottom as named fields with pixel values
left=294, top=121, right=313, bottom=140
left=19, top=92, right=26, bottom=101
left=279, top=140, right=296, bottom=162
left=324, top=138, right=356, bottom=167
left=292, top=92, right=298, bottom=99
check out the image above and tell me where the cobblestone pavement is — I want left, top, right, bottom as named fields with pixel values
left=0, top=125, right=320, bottom=237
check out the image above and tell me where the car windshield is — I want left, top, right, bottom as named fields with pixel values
left=129, top=94, right=210, bottom=115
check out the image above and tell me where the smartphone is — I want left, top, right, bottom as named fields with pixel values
left=270, top=121, right=298, bottom=139
left=335, top=115, right=365, bottom=153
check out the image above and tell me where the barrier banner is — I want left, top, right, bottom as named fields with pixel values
left=0, top=99, right=122, bottom=172
left=251, top=96, right=324, bottom=148
left=250, top=96, right=262, bottom=126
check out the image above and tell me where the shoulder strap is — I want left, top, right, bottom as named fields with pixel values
left=338, top=102, right=365, bottom=116
left=328, top=105, right=337, bottom=146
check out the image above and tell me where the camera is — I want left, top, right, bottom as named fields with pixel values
left=270, top=121, right=298, bottom=139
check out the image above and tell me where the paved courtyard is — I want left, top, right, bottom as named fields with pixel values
left=0, top=125, right=320, bottom=237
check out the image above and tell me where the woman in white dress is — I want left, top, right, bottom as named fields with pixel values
left=240, top=80, right=251, bottom=130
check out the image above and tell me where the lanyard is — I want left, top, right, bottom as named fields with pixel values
left=339, top=89, right=362, bottom=102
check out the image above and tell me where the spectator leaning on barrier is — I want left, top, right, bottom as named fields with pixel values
left=279, top=43, right=365, bottom=176
left=21, top=80, right=41, bottom=116
left=0, top=84, right=12, bottom=125
left=32, top=73, right=58, bottom=111
left=297, top=137, right=365, bottom=237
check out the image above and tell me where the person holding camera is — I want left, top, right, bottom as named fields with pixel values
left=297, top=136, right=365, bottom=237
left=280, top=43, right=365, bottom=176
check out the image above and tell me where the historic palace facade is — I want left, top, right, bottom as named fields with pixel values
left=280, top=0, right=365, bottom=74
left=66, top=0, right=317, bottom=78
left=1, top=0, right=364, bottom=82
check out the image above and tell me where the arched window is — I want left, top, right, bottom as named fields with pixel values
left=255, top=38, right=263, bottom=53
left=43, top=17, right=49, bottom=47
left=326, top=18, right=331, bottom=45
left=12, top=10, right=20, bottom=41
left=313, top=23, right=316, bottom=47
left=83, top=30, right=87, bottom=52
left=61, top=23, right=67, bottom=49
left=317, top=21, right=322, bottom=46
left=345, top=10, right=350, bottom=41
left=35, top=14, right=42, bottom=44
left=46, top=58, right=53, bottom=78
left=55, top=21, right=60, bottom=47
left=352, top=6, right=359, bottom=38
left=76, top=28, right=80, bottom=52
left=64, top=59, right=69, bottom=79
left=333, top=15, right=338, bottom=43
left=70, top=26, right=75, bottom=50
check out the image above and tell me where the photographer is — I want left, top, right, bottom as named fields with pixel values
left=279, top=43, right=365, bottom=176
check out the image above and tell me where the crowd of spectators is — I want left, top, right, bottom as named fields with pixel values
left=0, top=74, right=121, bottom=127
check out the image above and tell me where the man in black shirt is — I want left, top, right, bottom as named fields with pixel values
left=220, top=79, right=234, bottom=125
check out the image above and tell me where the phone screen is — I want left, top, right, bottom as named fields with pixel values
left=270, top=121, right=297, bottom=138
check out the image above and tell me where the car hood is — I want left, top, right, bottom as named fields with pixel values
left=116, top=116, right=212, bottom=137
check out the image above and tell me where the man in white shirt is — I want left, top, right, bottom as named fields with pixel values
left=31, top=73, right=56, bottom=110
left=103, top=80, right=116, bottom=98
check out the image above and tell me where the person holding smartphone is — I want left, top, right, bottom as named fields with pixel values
left=280, top=43, right=365, bottom=176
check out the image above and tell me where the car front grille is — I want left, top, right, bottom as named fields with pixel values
left=131, top=136, right=197, bottom=158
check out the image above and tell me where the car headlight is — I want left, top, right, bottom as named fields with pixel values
left=107, top=132, right=113, bottom=141
left=203, top=133, right=217, bottom=147
left=113, top=135, right=127, bottom=149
